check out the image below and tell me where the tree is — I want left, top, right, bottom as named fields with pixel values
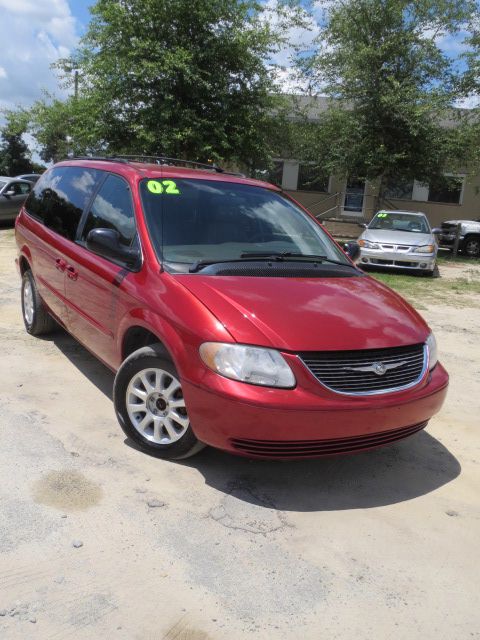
left=53, top=0, right=303, bottom=168
left=0, top=111, right=33, bottom=176
left=295, top=0, right=478, bottom=191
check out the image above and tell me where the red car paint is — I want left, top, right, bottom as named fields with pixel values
left=15, top=159, right=448, bottom=458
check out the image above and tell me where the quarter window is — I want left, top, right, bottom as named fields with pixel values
left=25, top=166, right=101, bottom=240
left=81, top=174, right=136, bottom=247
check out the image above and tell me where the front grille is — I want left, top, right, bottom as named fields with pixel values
left=300, top=343, right=426, bottom=394
left=230, top=421, right=428, bottom=458
left=370, top=259, right=419, bottom=267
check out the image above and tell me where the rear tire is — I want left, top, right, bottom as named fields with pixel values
left=21, top=270, right=57, bottom=335
left=113, top=343, right=205, bottom=460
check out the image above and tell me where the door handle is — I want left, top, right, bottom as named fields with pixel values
left=55, top=258, right=66, bottom=272
left=66, top=265, right=78, bottom=281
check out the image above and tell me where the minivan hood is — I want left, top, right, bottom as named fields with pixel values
left=362, top=229, right=433, bottom=245
left=175, top=274, right=429, bottom=352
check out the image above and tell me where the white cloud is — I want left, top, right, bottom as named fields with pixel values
left=0, top=0, right=79, bottom=114
left=260, top=1, right=320, bottom=92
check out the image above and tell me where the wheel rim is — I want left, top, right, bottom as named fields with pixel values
left=23, top=279, right=34, bottom=326
left=465, top=240, right=480, bottom=256
left=126, top=368, right=190, bottom=444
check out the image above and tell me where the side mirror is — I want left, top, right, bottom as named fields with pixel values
left=344, top=240, right=361, bottom=261
left=431, top=228, right=442, bottom=234
left=86, top=228, right=140, bottom=268
left=358, top=222, right=367, bottom=229
left=4, top=190, right=15, bottom=197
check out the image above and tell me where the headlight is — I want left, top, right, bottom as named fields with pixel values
left=199, top=342, right=296, bottom=388
left=358, top=239, right=380, bottom=249
left=415, top=245, right=435, bottom=254
left=426, top=333, right=438, bottom=370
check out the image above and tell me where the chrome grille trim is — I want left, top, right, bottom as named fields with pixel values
left=300, top=344, right=428, bottom=395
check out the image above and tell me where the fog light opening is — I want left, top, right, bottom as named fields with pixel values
left=362, top=258, right=369, bottom=263
left=420, top=263, right=427, bottom=269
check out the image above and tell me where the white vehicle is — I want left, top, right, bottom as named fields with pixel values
left=439, top=219, right=480, bottom=258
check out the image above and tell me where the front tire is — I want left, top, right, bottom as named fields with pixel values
left=463, top=237, right=480, bottom=258
left=21, top=270, right=57, bottom=335
left=113, top=344, right=205, bottom=460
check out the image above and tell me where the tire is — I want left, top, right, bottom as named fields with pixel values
left=463, top=237, right=480, bottom=258
left=113, top=343, right=205, bottom=460
left=423, top=264, right=440, bottom=278
left=21, top=270, right=57, bottom=336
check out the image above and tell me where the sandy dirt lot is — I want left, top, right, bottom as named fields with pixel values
left=0, top=226, right=479, bottom=639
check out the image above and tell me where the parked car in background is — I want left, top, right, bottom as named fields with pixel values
left=439, top=219, right=480, bottom=258
left=0, top=177, right=32, bottom=222
left=15, top=158, right=448, bottom=460
left=15, top=173, right=43, bottom=184
left=358, top=210, right=440, bottom=275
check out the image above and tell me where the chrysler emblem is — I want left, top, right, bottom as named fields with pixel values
left=342, top=360, right=406, bottom=375
left=373, top=362, right=387, bottom=376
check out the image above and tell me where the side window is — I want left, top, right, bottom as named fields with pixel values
left=25, top=166, right=101, bottom=240
left=9, top=182, right=31, bottom=196
left=81, top=174, right=136, bottom=248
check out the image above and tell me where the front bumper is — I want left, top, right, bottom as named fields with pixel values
left=359, top=248, right=436, bottom=270
left=439, top=233, right=464, bottom=248
left=183, top=362, right=449, bottom=459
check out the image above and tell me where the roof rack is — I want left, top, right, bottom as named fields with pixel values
left=114, top=155, right=225, bottom=173
left=69, top=155, right=245, bottom=177
left=70, top=155, right=130, bottom=164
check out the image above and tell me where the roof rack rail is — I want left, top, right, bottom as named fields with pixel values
left=68, top=154, right=245, bottom=177
left=69, top=155, right=130, bottom=164
left=113, top=155, right=225, bottom=173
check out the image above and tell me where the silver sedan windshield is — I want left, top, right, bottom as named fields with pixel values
left=369, top=212, right=429, bottom=233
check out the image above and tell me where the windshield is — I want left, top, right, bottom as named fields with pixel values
left=0, top=181, right=7, bottom=192
left=369, top=212, right=430, bottom=233
left=140, top=178, right=349, bottom=271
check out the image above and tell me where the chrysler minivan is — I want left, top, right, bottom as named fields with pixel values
left=15, top=157, right=448, bottom=459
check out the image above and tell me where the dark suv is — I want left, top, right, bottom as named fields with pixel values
left=15, top=157, right=448, bottom=460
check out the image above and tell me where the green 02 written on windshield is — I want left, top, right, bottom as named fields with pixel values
left=139, top=178, right=352, bottom=273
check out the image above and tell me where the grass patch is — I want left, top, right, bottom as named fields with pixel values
left=367, top=269, right=480, bottom=307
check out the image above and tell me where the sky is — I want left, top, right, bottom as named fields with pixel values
left=0, top=0, right=475, bottom=118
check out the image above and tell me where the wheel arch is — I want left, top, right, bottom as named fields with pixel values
left=117, top=311, right=189, bottom=374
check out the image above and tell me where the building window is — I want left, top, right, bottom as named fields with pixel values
left=428, top=176, right=463, bottom=204
left=252, top=161, right=283, bottom=186
left=383, top=179, right=414, bottom=200
left=297, top=164, right=329, bottom=192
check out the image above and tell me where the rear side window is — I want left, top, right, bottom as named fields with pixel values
left=81, top=174, right=136, bottom=247
left=25, top=166, right=101, bottom=240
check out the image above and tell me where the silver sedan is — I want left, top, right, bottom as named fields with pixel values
left=0, top=178, right=32, bottom=222
left=358, top=210, right=439, bottom=275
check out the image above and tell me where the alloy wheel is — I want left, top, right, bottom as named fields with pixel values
left=126, top=367, right=189, bottom=444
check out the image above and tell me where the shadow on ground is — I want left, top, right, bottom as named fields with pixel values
left=46, top=326, right=461, bottom=513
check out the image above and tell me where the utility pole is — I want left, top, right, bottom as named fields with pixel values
left=74, top=70, right=79, bottom=100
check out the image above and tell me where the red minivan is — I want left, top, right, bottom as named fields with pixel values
left=15, top=157, right=448, bottom=460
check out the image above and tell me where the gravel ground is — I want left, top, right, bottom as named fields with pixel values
left=0, top=226, right=479, bottom=639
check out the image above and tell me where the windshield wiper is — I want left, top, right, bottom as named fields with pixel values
left=188, top=256, right=266, bottom=273
left=188, top=252, right=356, bottom=273
left=240, top=251, right=355, bottom=268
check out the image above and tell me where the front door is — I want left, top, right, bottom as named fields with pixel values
left=343, top=178, right=365, bottom=217
left=0, top=181, right=31, bottom=220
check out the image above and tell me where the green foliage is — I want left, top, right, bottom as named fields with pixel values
left=47, top=0, right=302, bottom=168
left=0, top=111, right=33, bottom=176
left=295, top=0, right=479, bottom=185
